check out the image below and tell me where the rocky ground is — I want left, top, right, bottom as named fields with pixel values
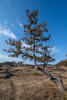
left=0, top=66, right=67, bottom=100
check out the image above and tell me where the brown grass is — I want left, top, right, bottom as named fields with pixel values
left=0, top=66, right=67, bottom=100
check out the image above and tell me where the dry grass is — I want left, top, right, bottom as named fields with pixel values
left=0, top=66, right=67, bottom=100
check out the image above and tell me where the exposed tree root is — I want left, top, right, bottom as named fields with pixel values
left=37, top=67, right=64, bottom=100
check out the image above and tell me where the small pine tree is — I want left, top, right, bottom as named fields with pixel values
left=22, top=10, right=55, bottom=68
left=4, top=9, right=55, bottom=68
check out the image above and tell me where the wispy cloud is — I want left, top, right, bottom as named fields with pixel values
left=18, top=23, right=23, bottom=32
left=19, top=23, right=23, bottom=29
left=0, top=25, right=16, bottom=39
left=16, top=19, right=24, bottom=32
left=49, top=46, right=60, bottom=55
left=0, top=54, right=22, bottom=62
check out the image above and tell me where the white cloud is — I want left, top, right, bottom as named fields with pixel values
left=0, top=25, right=16, bottom=39
left=23, top=43, right=30, bottom=48
left=0, top=54, right=22, bottom=62
left=18, top=23, right=23, bottom=32
left=49, top=46, right=60, bottom=55
left=17, top=20, right=24, bottom=32
left=19, top=23, right=23, bottom=29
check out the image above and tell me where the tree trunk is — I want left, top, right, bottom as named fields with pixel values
left=33, top=40, right=37, bottom=69
left=43, top=63, right=47, bottom=70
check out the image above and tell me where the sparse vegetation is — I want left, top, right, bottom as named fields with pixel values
left=1, top=9, right=67, bottom=100
left=55, top=60, right=67, bottom=67
left=0, top=66, right=67, bottom=100
left=0, top=61, right=16, bottom=66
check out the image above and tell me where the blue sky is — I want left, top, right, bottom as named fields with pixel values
left=0, top=0, right=67, bottom=64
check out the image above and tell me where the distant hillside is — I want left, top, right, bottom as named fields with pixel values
left=0, top=61, right=34, bottom=67
left=56, top=59, right=67, bottom=67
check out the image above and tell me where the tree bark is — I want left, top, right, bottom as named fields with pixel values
left=33, top=40, right=37, bottom=69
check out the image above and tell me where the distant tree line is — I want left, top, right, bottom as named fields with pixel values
left=0, top=61, right=17, bottom=67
